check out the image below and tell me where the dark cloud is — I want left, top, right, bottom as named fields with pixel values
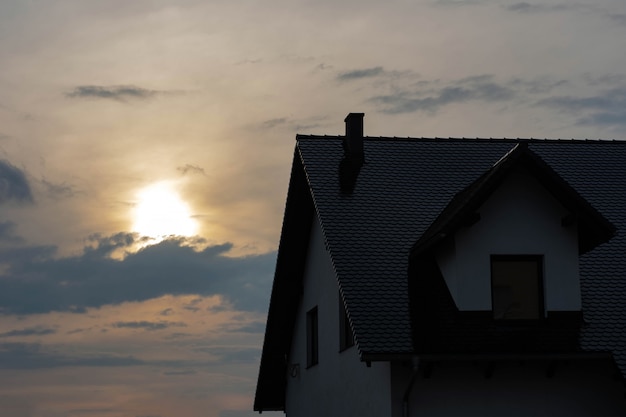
left=508, top=77, right=569, bottom=94
left=578, top=111, right=626, bottom=127
left=607, top=13, right=626, bottom=25
left=536, top=88, right=626, bottom=127
left=0, top=160, right=33, bottom=204
left=337, top=67, right=384, bottom=82
left=0, top=221, right=23, bottom=243
left=0, top=233, right=275, bottom=315
left=371, top=75, right=515, bottom=114
left=66, top=85, right=158, bottom=102
left=112, top=321, right=186, bottom=331
left=177, top=164, right=206, bottom=176
left=583, top=73, right=626, bottom=86
left=41, top=178, right=76, bottom=199
left=505, top=3, right=583, bottom=13
left=0, top=327, right=56, bottom=338
left=160, top=308, right=174, bottom=316
left=183, top=297, right=202, bottom=312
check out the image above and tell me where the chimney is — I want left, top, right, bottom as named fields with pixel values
left=343, top=113, right=364, bottom=160
left=339, top=113, right=364, bottom=194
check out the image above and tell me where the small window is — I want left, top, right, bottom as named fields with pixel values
left=306, top=307, right=319, bottom=367
left=491, top=255, right=544, bottom=320
left=339, top=295, right=354, bottom=351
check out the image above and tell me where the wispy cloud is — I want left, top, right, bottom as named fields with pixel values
left=0, top=327, right=56, bottom=338
left=66, top=85, right=159, bottom=102
left=370, top=75, right=515, bottom=114
left=260, top=118, right=288, bottom=129
left=504, top=2, right=586, bottom=13
left=0, top=160, right=33, bottom=204
left=112, top=321, right=187, bottom=331
left=41, top=178, right=77, bottom=199
left=606, top=13, right=626, bottom=26
left=536, top=88, right=626, bottom=127
left=255, top=116, right=329, bottom=133
left=337, top=67, right=385, bottom=82
left=177, top=164, right=206, bottom=176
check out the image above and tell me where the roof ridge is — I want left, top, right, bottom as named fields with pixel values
left=296, top=134, right=625, bottom=143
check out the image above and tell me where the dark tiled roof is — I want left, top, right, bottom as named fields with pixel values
left=255, top=136, right=626, bottom=411
left=298, top=137, right=626, bottom=360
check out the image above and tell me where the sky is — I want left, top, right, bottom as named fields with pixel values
left=1, top=0, right=626, bottom=416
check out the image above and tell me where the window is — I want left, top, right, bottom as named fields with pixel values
left=491, top=255, right=544, bottom=320
left=306, top=307, right=318, bottom=367
left=339, top=295, right=354, bottom=351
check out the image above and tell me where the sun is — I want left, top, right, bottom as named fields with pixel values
left=132, top=182, right=198, bottom=240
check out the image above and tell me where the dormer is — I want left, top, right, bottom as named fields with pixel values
left=411, top=143, right=615, bottom=320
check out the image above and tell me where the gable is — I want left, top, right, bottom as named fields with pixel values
left=436, top=167, right=581, bottom=312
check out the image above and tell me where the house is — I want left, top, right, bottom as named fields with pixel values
left=254, top=113, right=626, bottom=416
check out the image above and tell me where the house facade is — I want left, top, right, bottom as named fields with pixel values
left=255, top=114, right=626, bottom=416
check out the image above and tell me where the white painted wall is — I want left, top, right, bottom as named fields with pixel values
left=436, top=168, right=580, bottom=312
left=285, top=215, right=392, bottom=417
left=391, top=359, right=626, bottom=417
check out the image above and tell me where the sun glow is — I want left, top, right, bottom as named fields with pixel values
left=132, top=182, right=198, bottom=240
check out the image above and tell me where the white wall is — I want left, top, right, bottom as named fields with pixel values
left=285, top=215, right=392, bottom=417
left=436, top=169, right=581, bottom=312
left=391, top=359, right=626, bottom=417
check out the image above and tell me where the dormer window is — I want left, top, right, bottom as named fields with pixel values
left=491, top=255, right=544, bottom=320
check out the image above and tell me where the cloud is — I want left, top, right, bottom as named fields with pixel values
left=41, top=178, right=77, bottom=199
left=255, top=115, right=329, bottom=132
left=504, top=2, right=585, bottom=13
left=607, top=13, right=626, bottom=26
left=370, top=75, right=515, bottom=114
left=260, top=118, right=287, bottom=129
left=0, top=233, right=275, bottom=315
left=177, top=164, right=206, bottom=176
left=112, top=321, right=187, bottom=331
left=508, top=77, right=569, bottom=94
left=583, top=73, right=626, bottom=86
left=0, top=221, right=23, bottom=243
left=337, top=67, right=385, bottom=82
left=66, top=85, right=159, bottom=102
left=0, top=327, right=56, bottom=338
left=0, top=160, right=33, bottom=204
left=536, top=88, right=626, bottom=127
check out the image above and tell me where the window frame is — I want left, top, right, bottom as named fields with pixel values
left=490, top=254, right=545, bottom=321
left=306, top=306, right=319, bottom=368
left=338, top=294, right=354, bottom=352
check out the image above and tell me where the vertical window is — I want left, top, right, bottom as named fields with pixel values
left=339, top=295, right=354, bottom=351
left=491, top=255, right=544, bottom=320
left=306, top=307, right=318, bottom=367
